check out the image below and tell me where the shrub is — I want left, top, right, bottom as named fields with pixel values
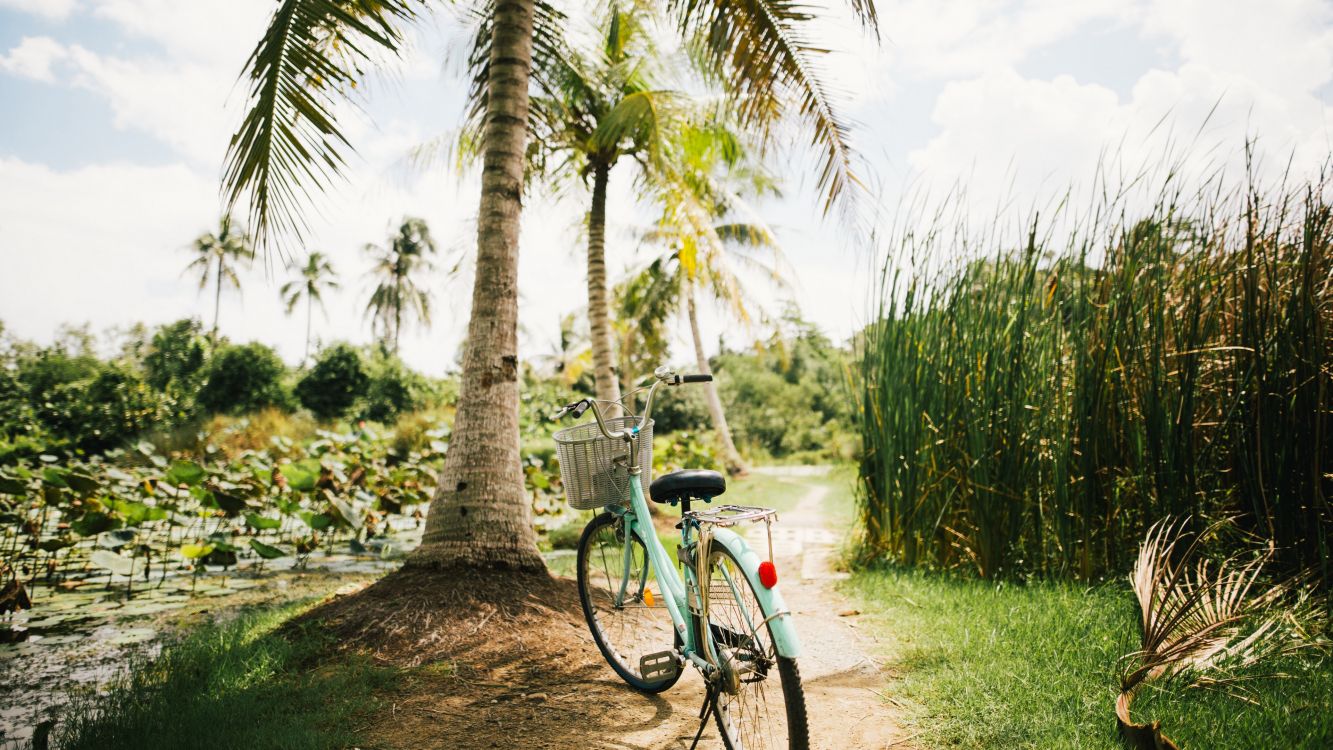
left=361, top=354, right=426, bottom=423
left=36, top=364, right=171, bottom=453
left=295, top=344, right=368, bottom=421
left=198, top=343, right=292, bottom=416
left=143, top=319, right=210, bottom=400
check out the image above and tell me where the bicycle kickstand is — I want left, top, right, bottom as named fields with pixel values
left=687, top=683, right=720, bottom=750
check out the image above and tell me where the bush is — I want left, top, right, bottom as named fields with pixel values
left=361, top=354, right=427, bottom=423
left=295, top=344, right=368, bottom=421
left=198, top=343, right=292, bottom=416
left=143, top=319, right=210, bottom=401
left=35, top=364, right=171, bottom=453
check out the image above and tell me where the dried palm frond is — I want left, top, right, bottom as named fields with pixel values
left=1117, top=518, right=1326, bottom=749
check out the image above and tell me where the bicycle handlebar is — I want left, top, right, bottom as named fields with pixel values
left=553, top=368, right=713, bottom=441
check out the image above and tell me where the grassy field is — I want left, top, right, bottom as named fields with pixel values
left=54, top=604, right=395, bottom=750
left=847, top=568, right=1333, bottom=749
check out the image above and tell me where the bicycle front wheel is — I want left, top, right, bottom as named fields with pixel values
left=576, top=511, right=681, bottom=693
left=706, top=546, right=809, bottom=750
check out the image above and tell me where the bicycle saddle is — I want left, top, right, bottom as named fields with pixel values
left=649, top=469, right=726, bottom=504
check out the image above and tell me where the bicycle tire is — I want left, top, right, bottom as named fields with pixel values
left=576, top=511, right=682, bottom=693
left=706, top=546, right=809, bottom=750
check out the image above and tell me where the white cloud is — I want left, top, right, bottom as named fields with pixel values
left=0, top=0, right=78, bottom=21
left=0, top=36, right=68, bottom=82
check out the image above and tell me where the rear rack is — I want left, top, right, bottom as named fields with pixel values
left=683, top=504, right=778, bottom=528
left=683, top=504, right=778, bottom=566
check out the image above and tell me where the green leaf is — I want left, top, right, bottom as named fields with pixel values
left=212, top=490, right=248, bottom=516
left=64, top=473, right=100, bottom=495
left=245, top=513, right=283, bottom=531
left=113, top=500, right=167, bottom=526
left=249, top=539, right=289, bottom=560
left=300, top=511, right=334, bottom=531
left=36, top=538, right=74, bottom=553
left=41, top=467, right=68, bottom=487
left=0, top=476, right=27, bottom=495
left=279, top=463, right=317, bottom=492
left=180, top=543, right=215, bottom=560
left=71, top=512, right=119, bottom=537
left=166, top=460, right=206, bottom=486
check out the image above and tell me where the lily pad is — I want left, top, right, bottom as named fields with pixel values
left=249, top=539, right=289, bottom=560
left=165, top=460, right=205, bottom=487
left=180, top=543, right=214, bottom=560
left=90, top=550, right=137, bottom=577
left=245, top=513, right=282, bottom=531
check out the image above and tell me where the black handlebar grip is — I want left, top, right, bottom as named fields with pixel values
left=681, top=374, right=713, bottom=383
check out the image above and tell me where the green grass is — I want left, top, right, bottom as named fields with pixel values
left=848, top=568, right=1333, bottom=749
left=55, top=604, right=396, bottom=749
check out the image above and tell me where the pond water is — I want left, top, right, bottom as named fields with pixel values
left=0, top=522, right=577, bottom=747
left=0, top=528, right=419, bottom=747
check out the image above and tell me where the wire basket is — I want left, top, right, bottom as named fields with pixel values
left=553, top=416, right=653, bottom=510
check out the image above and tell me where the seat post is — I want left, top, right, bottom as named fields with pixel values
left=680, top=496, right=692, bottom=514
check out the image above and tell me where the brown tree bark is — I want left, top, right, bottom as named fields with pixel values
left=409, top=0, right=544, bottom=570
left=686, top=279, right=748, bottom=475
left=586, top=161, right=623, bottom=417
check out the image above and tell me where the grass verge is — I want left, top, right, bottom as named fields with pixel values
left=54, top=603, right=396, bottom=750
left=847, top=568, right=1333, bottom=749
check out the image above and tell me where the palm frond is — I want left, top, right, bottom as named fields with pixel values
left=668, top=0, right=873, bottom=213
left=1116, top=518, right=1327, bottom=749
left=223, top=0, right=423, bottom=254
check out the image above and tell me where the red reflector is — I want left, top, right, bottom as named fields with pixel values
left=758, top=561, right=778, bottom=588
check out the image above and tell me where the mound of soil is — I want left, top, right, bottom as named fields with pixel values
left=294, top=566, right=704, bottom=750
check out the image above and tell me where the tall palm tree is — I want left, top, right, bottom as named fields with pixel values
left=364, top=218, right=437, bottom=355
left=525, top=6, right=676, bottom=416
left=184, top=216, right=252, bottom=340
left=636, top=125, right=790, bottom=473
left=222, top=0, right=876, bottom=571
left=281, top=251, right=339, bottom=364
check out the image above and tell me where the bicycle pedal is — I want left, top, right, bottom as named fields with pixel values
left=639, top=650, right=679, bottom=681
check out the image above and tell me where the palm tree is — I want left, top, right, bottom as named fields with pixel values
left=184, top=216, right=252, bottom=340
left=523, top=6, right=678, bottom=416
left=635, top=124, right=790, bottom=473
left=281, top=251, right=339, bottom=364
left=364, top=218, right=437, bottom=355
left=222, top=0, right=876, bottom=571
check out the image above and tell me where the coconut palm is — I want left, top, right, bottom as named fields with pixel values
left=364, top=218, right=437, bottom=355
left=627, top=117, right=789, bottom=473
left=184, top=216, right=252, bottom=340
left=523, top=5, right=679, bottom=416
left=222, top=0, right=876, bottom=570
left=281, top=251, right=339, bottom=365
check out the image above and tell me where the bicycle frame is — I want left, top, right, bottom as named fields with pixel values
left=608, top=444, right=802, bottom=666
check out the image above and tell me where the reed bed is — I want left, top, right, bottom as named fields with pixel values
left=853, top=153, right=1332, bottom=582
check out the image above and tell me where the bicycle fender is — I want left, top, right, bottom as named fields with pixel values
left=710, top=528, right=802, bottom=658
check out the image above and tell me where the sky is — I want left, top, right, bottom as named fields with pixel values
left=0, top=0, right=1330, bottom=376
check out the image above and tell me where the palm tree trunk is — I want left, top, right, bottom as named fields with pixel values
left=686, top=280, right=747, bottom=475
left=409, top=0, right=543, bottom=570
left=587, top=161, right=622, bottom=417
left=305, top=294, right=313, bottom=365
left=212, top=256, right=222, bottom=340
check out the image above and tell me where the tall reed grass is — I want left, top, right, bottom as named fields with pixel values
left=854, top=151, right=1332, bottom=582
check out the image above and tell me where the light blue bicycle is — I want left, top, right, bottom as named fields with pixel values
left=553, top=367, right=808, bottom=750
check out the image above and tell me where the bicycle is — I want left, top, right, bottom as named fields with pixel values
left=553, top=366, right=808, bottom=750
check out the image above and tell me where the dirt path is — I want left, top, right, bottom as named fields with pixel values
left=365, top=468, right=908, bottom=750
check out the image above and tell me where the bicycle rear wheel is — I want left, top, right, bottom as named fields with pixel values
left=706, top=546, right=809, bottom=750
left=576, top=511, right=681, bottom=693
